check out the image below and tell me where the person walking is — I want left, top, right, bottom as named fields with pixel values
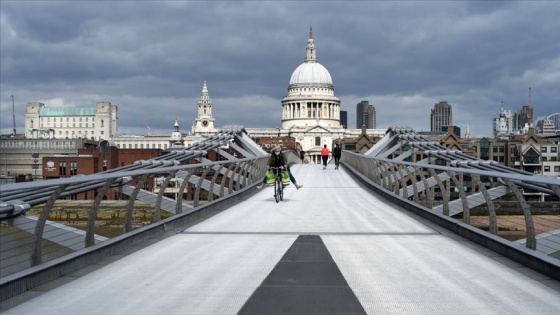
left=321, top=144, right=330, bottom=170
left=333, top=143, right=342, bottom=170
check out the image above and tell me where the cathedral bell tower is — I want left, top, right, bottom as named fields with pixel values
left=192, top=81, right=216, bottom=134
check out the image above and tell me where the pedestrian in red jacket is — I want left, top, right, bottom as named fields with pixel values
left=321, top=144, right=330, bottom=170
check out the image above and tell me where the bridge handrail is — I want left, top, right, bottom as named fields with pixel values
left=0, top=127, right=273, bottom=300
left=341, top=150, right=560, bottom=281
left=342, top=151, right=560, bottom=250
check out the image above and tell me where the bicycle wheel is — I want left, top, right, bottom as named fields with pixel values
left=274, top=176, right=280, bottom=203
left=278, top=177, right=284, bottom=201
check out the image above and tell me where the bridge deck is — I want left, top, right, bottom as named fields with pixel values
left=2, top=164, right=560, bottom=314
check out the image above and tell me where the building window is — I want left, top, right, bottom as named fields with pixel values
left=70, top=161, right=77, bottom=176
left=551, top=157, right=557, bottom=161
left=542, top=157, right=547, bottom=162
left=541, top=147, right=547, bottom=153
left=555, top=166, right=560, bottom=172
left=544, top=166, right=550, bottom=172
left=552, top=147, right=557, bottom=153
left=315, top=137, right=321, bottom=146
left=59, top=161, right=67, bottom=176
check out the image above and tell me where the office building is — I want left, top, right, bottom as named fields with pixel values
left=340, top=110, right=348, bottom=129
left=513, top=105, right=533, bottom=131
left=356, top=101, right=375, bottom=129
left=430, top=101, right=452, bottom=132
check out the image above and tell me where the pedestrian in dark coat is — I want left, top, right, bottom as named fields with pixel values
left=333, top=144, right=342, bottom=170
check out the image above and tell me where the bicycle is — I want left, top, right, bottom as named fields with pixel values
left=270, top=166, right=285, bottom=203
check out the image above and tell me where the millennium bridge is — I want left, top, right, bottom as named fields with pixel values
left=1, top=126, right=560, bottom=314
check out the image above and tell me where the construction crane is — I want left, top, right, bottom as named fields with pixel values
left=144, top=121, right=154, bottom=136
left=11, top=95, right=16, bottom=135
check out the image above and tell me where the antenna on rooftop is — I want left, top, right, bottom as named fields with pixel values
left=11, top=95, right=16, bottom=135
left=528, top=87, right=533, bottom=127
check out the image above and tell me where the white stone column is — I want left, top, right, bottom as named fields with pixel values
left=291, top=103, right=294, bottom=118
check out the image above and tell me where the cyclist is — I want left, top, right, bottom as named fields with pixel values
left=257, top=145, right=303, bottom=189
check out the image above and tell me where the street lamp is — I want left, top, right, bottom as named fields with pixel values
left=32, top=153, right=39, bottom=178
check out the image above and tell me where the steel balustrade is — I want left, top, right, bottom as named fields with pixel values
left=0, top=127, right=272, bottom=284
left=341, top=126, right=560, bottom=257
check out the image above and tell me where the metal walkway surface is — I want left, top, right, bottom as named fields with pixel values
left=2, top=164, right=560, bottom=314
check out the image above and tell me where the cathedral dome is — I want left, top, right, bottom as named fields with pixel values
left=281, top=28, right=341, bottom=130
left=288, top=28, right=333, bottom=86
left=289, top=62, right=332, bottom=85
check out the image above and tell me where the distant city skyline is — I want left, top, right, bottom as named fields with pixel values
left=1, top=1, right=559, bottom=137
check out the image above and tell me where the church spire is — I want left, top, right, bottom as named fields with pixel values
left=198, top=80, right=211, bottom=110
left=305, top=27, right=316, bottom=63
left=193, top=80, right=215, bottom=134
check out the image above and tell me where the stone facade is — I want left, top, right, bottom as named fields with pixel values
left=24, top=101, right=118, bottom=141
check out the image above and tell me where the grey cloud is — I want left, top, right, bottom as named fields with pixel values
left=1, top=1, right=559, bottom=137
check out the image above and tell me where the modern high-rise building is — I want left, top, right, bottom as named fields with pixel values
left=356, top=101, right=375, bottom=129
left=340, top=110, right=348, bottom=129
left=545, top=113, right=560, bottom=132
left=430, top=101, right=452, bottom=132
left=513, top=105, right=534, bottom=131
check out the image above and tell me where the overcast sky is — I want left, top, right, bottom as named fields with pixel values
left=1, top=1, right=559, bottom=138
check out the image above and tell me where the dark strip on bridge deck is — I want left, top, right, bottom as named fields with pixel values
left=238, top=235, right=366, bottom=315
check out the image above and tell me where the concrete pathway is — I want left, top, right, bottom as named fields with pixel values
left=3, top=164, right=560, bottom=314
